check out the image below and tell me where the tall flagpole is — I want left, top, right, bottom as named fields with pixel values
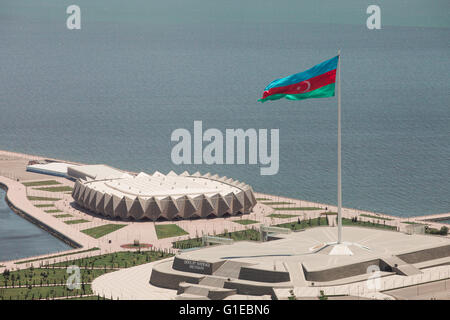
left=337, top=49, right=342, bottom=244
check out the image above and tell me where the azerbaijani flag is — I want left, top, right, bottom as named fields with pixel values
left=259, top=55, right=338, bottom=102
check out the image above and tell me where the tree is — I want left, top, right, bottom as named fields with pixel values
left=440, top=226, right=449, bottom=236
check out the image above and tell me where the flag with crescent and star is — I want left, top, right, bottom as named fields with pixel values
left=259, top=56, right=338, bottom=102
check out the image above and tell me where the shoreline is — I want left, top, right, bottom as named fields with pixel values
left=0, top=148, right=449, bottom=267
left=2, top=148, right=449, bottom=219
left=0, top=182, right=82, bottom=250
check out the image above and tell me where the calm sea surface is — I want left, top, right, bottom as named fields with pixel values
left=0, top=1, right=449, bottom=260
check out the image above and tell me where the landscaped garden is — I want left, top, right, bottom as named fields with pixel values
left=155, top=224, right=189, bottom=239
left=276, top=217, right=329, bottom=231
left=273, top=207, right=321, bottom=211
left=343, top=217, right=396, bottom=230
left=1, top=268, right=107, bottom=288
left=15, top=248, right=100, bottom=265
left=34, top=186, right=73, bottom=192
left=232, top=219, right=259, bottom=225
left=172, top=228, right=261, bottom=249
left=51, top=250, right=173, bottom=269
left=268, top=213, right=299, bottom=219
left=360, top=213, right=393, bottom=221
left=260, top=201, right=293, bottom=205
left=44, top=209, right=63, bottom=213
left=0, top=284, right=92, bottom=300
left=1, top=249, right=174, bottom=299
left=64, top=219, right=90, bottom=225
left=27, top=196, right=61, bottom=201
left=22, top=180, right=61, bottom=187
left=120, top=243, right=153, bottom=249
left=53, top=214, right=73, bottom=218
left=34, top=204, right=55, bottom=208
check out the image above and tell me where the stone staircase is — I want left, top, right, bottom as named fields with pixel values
left=213, top=260, right=249, bottom=278
left=176, top=276, right=237, bottom=300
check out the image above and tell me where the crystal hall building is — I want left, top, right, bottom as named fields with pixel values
left=69, top=165, right=257, bottom=221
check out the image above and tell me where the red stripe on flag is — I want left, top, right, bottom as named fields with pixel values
left=261, top=69, right=336, bottom=100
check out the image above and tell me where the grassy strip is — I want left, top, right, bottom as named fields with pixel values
left=268, top=213, right=299, bottom=219
left=276, top=217, right=328, bottom=231
left=256, top=198, right=270, bottom=201
left=260, top=201, right=293, bottom=205
left=64, top=295, right=110, bottom=300
left=273, top=207, right=321, bottom=211
left=52, top=250, right=174, bottom=268
left=0, top=284, right=92, bottom=300
left=360, top=214, right=393, bottom=221
left=232, top=219, right=259, bottom=225
left=44, top=209, right=63, bottom=213
left=173, top=229, right=261, bottom=249
left=321, top=212, right=338, bottom=215
left=343, top=218, right=396, bottom=230
left=64, top=219, right=90, bottom=225
left=22, top=180, right=61, bottom=187
left=15, top=248, right=100, bottom=265
left=27, top=196, right=61, bottom=201
left=34, top=186, right=73, bottom=192
left=81, top=224, right=126, bottom=238
left=155, top=224, right=189, bottom=239
left=53, top=214, right=73, bottom=218
left=34, top=204, right=54, bottom=208
left=0, top=269, right=108, bottom=288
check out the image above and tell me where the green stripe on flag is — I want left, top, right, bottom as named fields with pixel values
left=260, top=83, right=335, bottom=102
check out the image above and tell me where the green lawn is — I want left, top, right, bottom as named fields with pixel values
left=232, top=219, right=259, bottom=225
left=34, top=186, right=73, bottom=192
left=173, top=229, right=261, bottom=249
left=0, top=284, right=92, bottom=300
left=342, top=218, right=396, bottom=230
left=44, top=209, right=63, bottom=213
left=360, top=214, right=393, bottom=221
left=268, top=213, right=299, bottom=219
left=260, top=201, right=293, bottom=205
left=27, top=196, right=61, bottom=201
left=155, top=224, right=189, bottom=239
left=273, top=207, right=321, bottom=211
left=23, top=180, right=61, bottom=187
left=53, top=214, right=73, bottom=218
left=276, top=217, right=328, bottom=231
left=64, top=219, right=90, bottom=225
left=34, top=204, right=55, bottom=208
left=81, top=224, right=126, bottom=238
left=52, top=250, right=173, bottom=268
left=15, top=248, right=100, bottom=265
left=256, top=198, right=270, bottom=201
left=0, top=268, right=107, bottom=288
